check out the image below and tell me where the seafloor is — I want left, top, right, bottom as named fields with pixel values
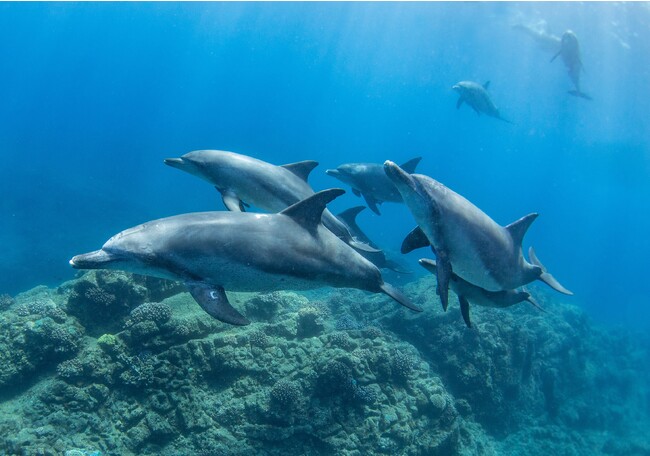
left=0, top=271, right=648, bottom=456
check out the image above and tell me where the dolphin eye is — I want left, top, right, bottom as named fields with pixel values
left=209, top=291, right=218, bottom=300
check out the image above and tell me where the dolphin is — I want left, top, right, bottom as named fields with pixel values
left=70, top=189, right=422, bottom=326
left=337, top=206, right=411, bottom=274
left=551, top=30, right=592, bottom=100
left=383, top=160, right=572, bottom=312
left=452, top=81, right=512, bottom=124
left=419, top=258, right=544, bottom=328
left=164, top=150, right=376, bottom=252
left=326, top=157, right=422, bottom=215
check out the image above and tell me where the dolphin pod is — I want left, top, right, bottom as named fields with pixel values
left=383, top=160, right=572, bottom=324
left=70, top=188, right=422, bottom=325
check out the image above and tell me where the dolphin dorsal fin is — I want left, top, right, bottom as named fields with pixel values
left=281, top=188, right=345, bottom=233
left=505, top=213, right=538, bottom=246
left=483, top=81, right=491, bottom=90
left=337, top=206, right=366, bottom=230
left=400, top=157, right=422, bottom=174
left=281, top=160, right=319, bottom=182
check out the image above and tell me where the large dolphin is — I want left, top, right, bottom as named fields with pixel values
left=452, top=81, right=512, bottom=124
left=551, top=30, right=592, bottom=100
left=70, top=189, right=421, bottom=326
left=326, top=157, right=422, bottom=215
left=419, top=258, right=543, bottom=328
left=337, top=206, right=411, bottom=274
left=164, top=150, right=375, bottom=252
left=383, top=160, right=572, bottom=312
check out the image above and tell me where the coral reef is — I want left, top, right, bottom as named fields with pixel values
left=0, top=272, right=648, bottom=455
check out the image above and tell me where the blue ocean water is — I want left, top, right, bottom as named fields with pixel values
left=0, top=2, right=648, bottom=330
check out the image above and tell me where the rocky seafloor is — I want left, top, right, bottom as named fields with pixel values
left=0, top=271, right=648, bottom=456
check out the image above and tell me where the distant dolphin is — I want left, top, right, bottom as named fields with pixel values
left=383, top=160, right=572, bottom=312
left=326, top=157, right=422, bottom=215
left=419, top=258, right=544, bottom=328
left=452, top=81, right=512, bottom=123
left=337, top=206, right=411, bottom=274
left=513, top=21, right=561, bottom=53
left=164, top=150, right=375, bottom=253
left=551, top=30, right=592, bottom=100
left=70, top=189, right=421, bottom=325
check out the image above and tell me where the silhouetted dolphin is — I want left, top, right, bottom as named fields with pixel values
left=326, top=157, right=422, bottom=215
left=383, top=160, right=572, bottom=312
left=551, top=30, right=592, bottom=100
left=70, top=189, right=421, bottom=325
left=337, top=206, right=411, bottom=274
left=164, top=150, right=375, bottom=253
left=452, top=81, right=512, bottom=124
left=419, top=258, right=544, bottom=328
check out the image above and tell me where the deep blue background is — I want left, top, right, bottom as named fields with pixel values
left=1, top=2, right=648, bottom=328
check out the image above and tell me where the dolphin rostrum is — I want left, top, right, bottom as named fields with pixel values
left=337, top=206, right=411, bottom=274
left=164, top=150, right=376, bottom=252
left=551, top=30, right=592, bottom=100
left=326, top=157, right=422, bottom=215
left=383, top=160, right=572, bottom=312
left=452, top=81, right=512, bottom=124
left=70, top=189, right=422, bottom=325
left=419, top=258, right=544, bottom=328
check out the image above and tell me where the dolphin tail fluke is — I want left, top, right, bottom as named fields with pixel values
left=568, top=90, right=593, bottom=100
left=186, top=281, right=250, bottom=326
left=528, top=247, right=574, bottom=295
left=380, top=282, right=422, bottom=312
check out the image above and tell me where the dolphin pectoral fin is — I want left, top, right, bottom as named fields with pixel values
left=363, top=193, right=381, bottom=215
left=528, top=247, right=573, bottom=295
left=384, top=259, right=413, bottom=274
left=436, top=252, right=452, bottom=312
left=525, top=294, right=547, bottom=313
left=483, top=81, right=491, bottom=90
left=380, top=282, right=422, bottom=312
left=352, top=188, right=361, bottom=197
left=550, top=50, right=561, bottom=62
left=349, top=239, right=381, bottom=253
left=218, top=188, right=246, bottom=212
left=505, top=213, right=538, bottom=247
left=456, top=97, right=464, bottom=109
left=459, top=295, right=472, bottom=328
left=185, top=282, right=250, bottom=326
left=281, top=160, right=319, bottom=182
left=401, top=226, right=430, bottom=254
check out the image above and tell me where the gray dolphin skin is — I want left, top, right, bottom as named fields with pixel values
left=551, top=30, right=592, bottom=100
left=69, top=189, right=422, bottom=326
left=383, top=160, right=573, bottom=312
left=452, top=81, right=512, bottom=124
left=164, top=150, right=376, bottom=253
left=419, top=258, right=543, bottom=328
left=326, top=157, right=422, bottom=215
left=337, top=206, right=411, bottom=274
